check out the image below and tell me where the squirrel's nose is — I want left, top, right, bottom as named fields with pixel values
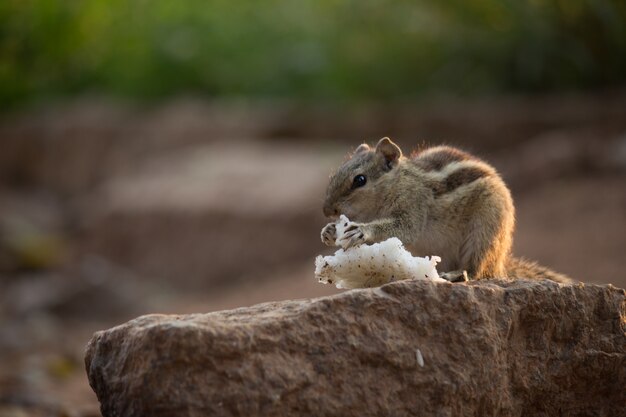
left=323, top=204, right=338, bottom=218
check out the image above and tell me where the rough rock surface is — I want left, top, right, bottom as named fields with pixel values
left=85, top=280, right=625, bottom=417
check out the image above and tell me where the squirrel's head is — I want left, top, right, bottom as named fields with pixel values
left=323, top=137, right=403, bottom=221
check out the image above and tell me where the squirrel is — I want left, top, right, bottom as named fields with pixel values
left=321, top=137, right=572, bottom=283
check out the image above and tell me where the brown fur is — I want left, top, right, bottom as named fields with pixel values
left=506, top=257, right=571, bottom=283
left=413, top=146, right=472, bottom=171
left=434, top=166, right=492, bottom=196
left=322, top=138, right=572, bottom=283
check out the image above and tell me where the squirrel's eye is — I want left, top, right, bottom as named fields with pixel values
left=352, top=174, right=367, bottom=189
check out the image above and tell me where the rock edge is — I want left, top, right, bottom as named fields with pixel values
left=85, top=279, right=626, bottom=417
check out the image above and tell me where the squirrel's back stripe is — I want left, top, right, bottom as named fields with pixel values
left=413, top=146, right=473, bottom=172
left=433, top=166, right=492, bottom=196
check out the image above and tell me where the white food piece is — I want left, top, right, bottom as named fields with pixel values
left=315, top=215, right=444, bottom=289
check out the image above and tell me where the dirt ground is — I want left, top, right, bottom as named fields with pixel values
left=1, top=93, right=625, bottom=416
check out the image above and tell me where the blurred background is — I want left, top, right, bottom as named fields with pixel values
left=1, top=1, right=626, bottom=416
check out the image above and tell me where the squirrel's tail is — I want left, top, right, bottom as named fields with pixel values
left=505, top=257, right=573, bottom=283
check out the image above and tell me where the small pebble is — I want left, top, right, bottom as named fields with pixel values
left=416, top=349, right=424, bottom=367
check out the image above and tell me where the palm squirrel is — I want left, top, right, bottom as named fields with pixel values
left=321, top=137, right=571, bottom=283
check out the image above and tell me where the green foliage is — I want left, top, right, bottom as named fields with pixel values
left=1, top=0, right=625, bottom=107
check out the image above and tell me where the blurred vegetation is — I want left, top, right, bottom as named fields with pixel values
left=1, top=0, right=625, bottom=108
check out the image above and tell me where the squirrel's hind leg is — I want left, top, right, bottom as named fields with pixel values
left=440, top=270, right=469, bottom=283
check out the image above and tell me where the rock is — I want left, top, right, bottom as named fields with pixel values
left=85, top=280, right=625, bottom=417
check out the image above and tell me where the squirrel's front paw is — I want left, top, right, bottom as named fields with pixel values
left=337, top=223, right=366, bottom=249
left=321, top=223, right=337, bottom=246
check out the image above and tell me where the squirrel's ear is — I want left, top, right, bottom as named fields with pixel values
left=375, top=137, right=402, bottom=167
left=354, top=143, right=370, bottom=155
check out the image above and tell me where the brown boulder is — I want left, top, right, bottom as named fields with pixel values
left=85, top=280, right=625, bottom=417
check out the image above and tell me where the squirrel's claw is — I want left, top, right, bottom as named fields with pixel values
left=321, top=223, right=337, bottom=246
left=338, top=224, right=366, bottom=249
left=322, top=218, right=367, bottom=249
